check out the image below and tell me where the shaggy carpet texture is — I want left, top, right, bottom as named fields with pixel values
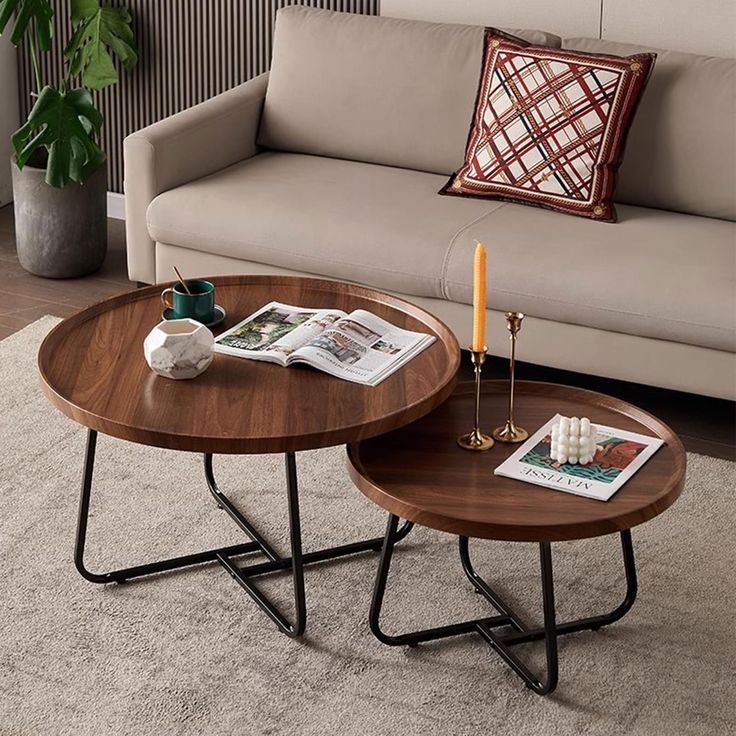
left=1, top=316, right=734, bottom=736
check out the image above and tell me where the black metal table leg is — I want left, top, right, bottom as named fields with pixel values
left=216, top=453, right=415, bottom=637
left=74, top=430, right=415, bottom=637
left=369, top=512, right=637, bottom=695
left=217, top=452, right=307, bottom=637
left=204, top=453, right=281, bottom=562
left=489, top=530, right=637, bottom=646
left=75, top=430, right=264, bottom=584
left=475, top=543, right=558, bottom=694
left=370, top=515, right=513, bottom=646
left=459, top=536, right=529, bottom=632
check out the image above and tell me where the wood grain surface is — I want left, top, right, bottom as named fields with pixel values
left=347, top=381, right=686, bottom=542
left=38, top=276, right=460, bottom=453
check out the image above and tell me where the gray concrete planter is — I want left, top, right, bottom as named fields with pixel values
left=11, top=158, right=107, bottom=278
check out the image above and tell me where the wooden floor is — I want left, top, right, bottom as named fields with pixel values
left=2, top=203, right=734, bottom=460
left=0, top=204, right=133, bottom=341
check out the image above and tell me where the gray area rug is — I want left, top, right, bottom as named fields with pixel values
left=1, top=316, right=734, bottom=736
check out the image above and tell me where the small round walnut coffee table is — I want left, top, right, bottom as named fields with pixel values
left=347, top=381, right=686, bottom=694
left=38, top=275, right=459, bottom=637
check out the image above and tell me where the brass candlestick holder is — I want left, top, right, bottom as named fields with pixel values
left=493, top=312, right=528, bottom=443
left=457, top=347, right=494, bottom=451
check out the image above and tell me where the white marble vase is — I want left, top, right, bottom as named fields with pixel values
left=143, top=318, right=214, bottom=380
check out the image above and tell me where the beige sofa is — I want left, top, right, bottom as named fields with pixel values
left=124, top=7, right=736, bottom=400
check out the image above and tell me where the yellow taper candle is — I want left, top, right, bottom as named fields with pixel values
left=472, top=242, right=486, bottom=351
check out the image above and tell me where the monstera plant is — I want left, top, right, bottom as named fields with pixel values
left=0, top=0, right=137, bottom=277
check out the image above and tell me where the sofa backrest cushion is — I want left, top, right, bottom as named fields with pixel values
left=258, top=7, right=561, bottom=176
left=565, top=38, right=736, bottom=221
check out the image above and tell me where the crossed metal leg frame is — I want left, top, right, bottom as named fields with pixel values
left=370, top=514, right=638, bottom=695
left=75, top=430, right=414, bottom=637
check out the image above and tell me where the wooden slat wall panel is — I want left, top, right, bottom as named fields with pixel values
left=17, top=0, right=379, bottom=193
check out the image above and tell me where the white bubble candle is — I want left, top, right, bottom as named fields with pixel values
left=550, top=416, right=597, bottom=465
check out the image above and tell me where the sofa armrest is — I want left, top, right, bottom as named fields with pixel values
left=124, top=72, right=269, bottom=284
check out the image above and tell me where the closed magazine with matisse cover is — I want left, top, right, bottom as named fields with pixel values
left=494, top=415, right=664, bottom=501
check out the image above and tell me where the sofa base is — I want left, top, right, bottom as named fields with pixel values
left=155, top=242, right=736, bottom=401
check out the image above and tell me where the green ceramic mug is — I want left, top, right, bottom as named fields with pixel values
left=161, top=279, right=215, bottom=323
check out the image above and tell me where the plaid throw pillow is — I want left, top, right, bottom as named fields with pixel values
left=441, top=31, right=655, bottom=222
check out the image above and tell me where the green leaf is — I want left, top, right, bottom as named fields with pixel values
left=70, top=0, right=99, bottom=23
left=11, top=86, right=104, bottom=187
left=64, top=0, right=138, bottom=90
left=0, top=0, right=54, bottom=50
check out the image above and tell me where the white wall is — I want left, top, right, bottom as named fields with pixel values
left=382, top=0, right=736, bottom=57
left=601, top=0, right=736, bottom=57
left=381, top=0, right=600, bottom=39
left=0, top=33, right=19, bottom=206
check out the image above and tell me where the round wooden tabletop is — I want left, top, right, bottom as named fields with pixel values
left=347, top=381, right=686, bottom=542
left=38, top=276, right=460, bottom=454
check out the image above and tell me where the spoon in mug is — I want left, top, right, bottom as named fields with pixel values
left=173, top=266, right=192, bottom=295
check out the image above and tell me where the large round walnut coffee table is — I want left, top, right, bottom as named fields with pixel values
left=38, top=275, right=459, bottom=637
left=347, top=381, right=686, bottom=694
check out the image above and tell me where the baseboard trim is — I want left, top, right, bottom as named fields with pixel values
left=107, top=192, right=125, bottom=220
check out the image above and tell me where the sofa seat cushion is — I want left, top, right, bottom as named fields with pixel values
left=147, top=152, right=502, bottom=300
left=443, top=202, right=736, bottom=351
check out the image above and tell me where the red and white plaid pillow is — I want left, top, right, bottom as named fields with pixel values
left=441, top=31, right=655, bottom=222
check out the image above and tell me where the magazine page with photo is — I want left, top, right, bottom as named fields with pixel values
left=494, top=415, right=664, bottom=501
left=213, top=303, right=434, bottom=385
left=213, top=303, right=348, bottom=364
left=295, top=310, right=435, bottom=386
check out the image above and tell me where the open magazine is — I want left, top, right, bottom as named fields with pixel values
left=494, top=414, right=664, bottom=501
left=214, top=302, right=435, bottom=386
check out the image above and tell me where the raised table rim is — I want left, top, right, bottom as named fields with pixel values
left=347, top=380, right=687, bottom=542
left=37, top=275, right=460, bottom=454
